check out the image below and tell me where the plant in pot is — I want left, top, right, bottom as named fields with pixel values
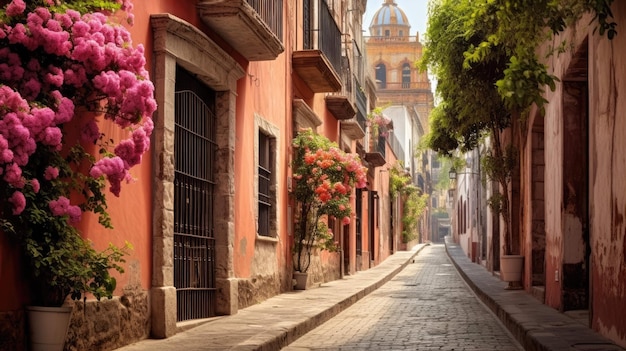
left=0, top=0, right=155, bottom=349
left=290, top=129, right=367, bottom=289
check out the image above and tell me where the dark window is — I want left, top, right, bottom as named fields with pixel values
left=376, top=63, right=386, bottom=89
left=402, top=63, right=411, bottom=88
left=258, top=131, right=273, bottom=236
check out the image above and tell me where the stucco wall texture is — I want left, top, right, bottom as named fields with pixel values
left=520, top=3, right=626, bottom=347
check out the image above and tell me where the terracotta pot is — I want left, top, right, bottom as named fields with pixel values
left=26, top=305, right=73, bottom=351
left=293, top=271, right=308, bottom=290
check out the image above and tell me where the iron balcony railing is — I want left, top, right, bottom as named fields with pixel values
left=246, top=0, right=283, bottom=40
left=303, top=0, right=342, bottom=75
left=355, top=78, right=367, bottom=117
left=355, top=79, right=367, bottom=132
left=377, top=134, right=386, bottom=158
left=329, top=56, right=352, bottom=97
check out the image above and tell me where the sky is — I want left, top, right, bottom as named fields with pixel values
left=363, top=0, right=430, bottom=40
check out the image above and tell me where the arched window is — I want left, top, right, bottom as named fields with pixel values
left=402, top=63, right=411, bottom=88
left=376, top=63, right=387, bottom=89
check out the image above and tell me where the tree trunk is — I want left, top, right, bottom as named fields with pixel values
left=490, top=123, right=513, bottom=256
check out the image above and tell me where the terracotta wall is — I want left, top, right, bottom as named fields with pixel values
left=519, top=3, right=626, bottom=347
left=587, top=3, right=626, bottom=346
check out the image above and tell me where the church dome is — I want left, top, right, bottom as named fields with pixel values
left=369, top=0, right=411, bottom=37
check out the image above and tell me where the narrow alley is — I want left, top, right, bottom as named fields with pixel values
left=282, top=244, right=522, bottom=351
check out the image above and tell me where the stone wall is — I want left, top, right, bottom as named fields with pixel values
left=237, top=274, right=282, bottom=309
left=65, top=287, right=149, bottom=351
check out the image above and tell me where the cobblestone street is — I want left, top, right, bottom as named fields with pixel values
left=282, top=244, right=523, bottom=351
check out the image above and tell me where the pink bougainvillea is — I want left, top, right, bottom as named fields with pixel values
left=0, top=0, right=155, bottom=222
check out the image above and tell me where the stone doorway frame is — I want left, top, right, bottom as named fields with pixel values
left=150, top=14, right=245, bottom=338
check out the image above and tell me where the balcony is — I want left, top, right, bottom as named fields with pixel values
left=326, top=58, right=356, bottom=120
left=326, top=95, right=355, bottom=120
left=292, top=0, right=342, bottom=93
left=198, top=0, right=284, bottom=61
left=365, top=134, right=386, bottom=167
left=293, top=99, right=322, bottom=132
left=341, top=109, right=366, bottom=140
left=338, top=75, right=366, bottom=139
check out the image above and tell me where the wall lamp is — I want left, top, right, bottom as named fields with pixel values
left=449, top=169, right=478, bottom=180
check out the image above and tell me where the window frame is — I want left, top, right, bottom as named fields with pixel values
left=255, top=114, right=280, bottom=238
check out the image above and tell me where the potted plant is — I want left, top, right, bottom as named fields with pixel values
left=0, top=0, right=155, bottom=349
left=290, top=129, right=367, bottom=289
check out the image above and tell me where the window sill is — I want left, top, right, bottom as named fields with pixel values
left=256, top=234, right=279, bottom=244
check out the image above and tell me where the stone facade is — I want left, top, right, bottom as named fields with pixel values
left=65, top=287, right=149, bottom=351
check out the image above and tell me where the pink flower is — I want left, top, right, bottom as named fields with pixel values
left=55, top=97, right=74, bottom=124
left=48, top=197, right=81, bottom=222
left=3, top=163, right=22, bottom=185
left=342, top=217, right=351, bottom=225
left=66, top=205, right=82, bottom=223
left=49, top=196, right=70, bottom=216
left=31, top=179, right=40, bottom=193
left=44, top=166, right=59, bottom=180
left=9, top=191, right=26, bottom=215
left=90, top=156, right=127, bottom=196
left=6, top=0, right=26, bottom=17
left=80, top=120, right=100, bottom=144
left=41, top=127, right=62, bottom=147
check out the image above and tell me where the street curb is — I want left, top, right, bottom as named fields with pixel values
left=253, top=243, right=430, bottom=351
left=444, top=239, right=625, bottom=351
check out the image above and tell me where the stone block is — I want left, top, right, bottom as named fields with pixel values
left=150, top=286, right=177, bottom=339
left=216, top=278, right=238, bottom=316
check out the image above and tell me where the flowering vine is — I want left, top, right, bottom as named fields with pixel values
left=0, top=0, right=156, bottom=306
left=367, top=108, right=392, bottom=139
left=291, top=129, right=367, bottom=273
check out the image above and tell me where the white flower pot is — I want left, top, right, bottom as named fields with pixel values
left=500, top=255, right=524, bottom=283
left=26, top=306, right=73, bottom=351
